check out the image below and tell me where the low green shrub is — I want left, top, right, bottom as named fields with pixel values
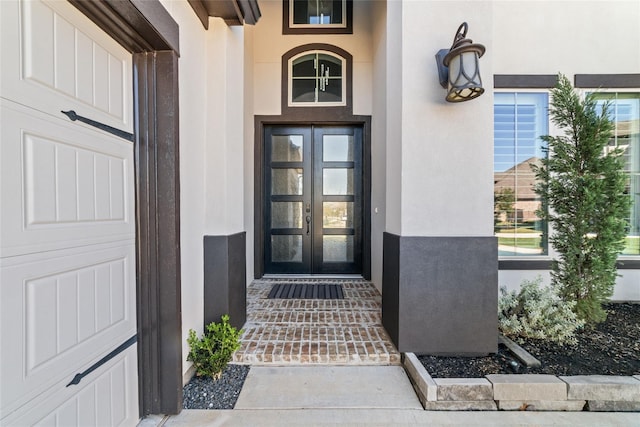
left=498, top=277, right=585, bottom=345
left=187, top=315, right=243, bottom=379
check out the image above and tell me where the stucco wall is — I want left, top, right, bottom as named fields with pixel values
left=370, top=0, right=388, bottom=289
left=398, top=0, right=494, bottom=237
left=160, top=0, right=250, bottom=379
left=252, top=0, right=373, bottom=116
left=493, top=0, right=640, bottom=75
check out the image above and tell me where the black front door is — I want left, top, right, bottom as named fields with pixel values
left=264, top=125, right=363, bottom=274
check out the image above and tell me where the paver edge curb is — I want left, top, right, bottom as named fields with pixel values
left=402, top=353, right=437, bottom=403
left=498, top=335, right=541, bottom=368
left=402, top=352, right=640, bottom=412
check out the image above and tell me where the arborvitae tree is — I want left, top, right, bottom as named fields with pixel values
left=532, top=74, right=630, bottom=325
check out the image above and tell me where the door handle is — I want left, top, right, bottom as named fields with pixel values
left=306, top=215, right=311, bottom=235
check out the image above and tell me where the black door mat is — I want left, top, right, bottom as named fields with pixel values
left=267, top=283, right=344, bottom=300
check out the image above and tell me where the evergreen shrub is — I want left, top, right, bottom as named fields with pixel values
left=187, top=315, right=243, bottom=379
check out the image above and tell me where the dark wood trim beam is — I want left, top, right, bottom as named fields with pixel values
left=69, top=0, right=179, bottom=54
left=134, top=50, right=182, bottom=416
left=187, top=0, right=211, bottom=29
left=238, top=0, right=261, bottom=25
left=188, top=0, right=261, bottom=28
left=493, top=75, right=558, bottom=89
left=575, top=74, right=640, bottom=88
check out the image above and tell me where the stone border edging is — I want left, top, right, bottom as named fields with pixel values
left=402, top=353, right=640, bottom=412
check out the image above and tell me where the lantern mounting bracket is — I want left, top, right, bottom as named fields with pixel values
left=436, top=49, right=450, bottom=88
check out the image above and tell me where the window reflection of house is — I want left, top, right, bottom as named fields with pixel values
left=494, top=156, right=541, bottom=224
left=271, top=136, right=304, bottom=262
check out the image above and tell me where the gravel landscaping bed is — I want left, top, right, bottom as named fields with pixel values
left=182, top=364, right=249, bottom=409
left=419, top=302, right=640, bottom=378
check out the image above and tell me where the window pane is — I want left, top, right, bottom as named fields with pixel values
left=272, top=135, right=303, bottom=162
left=272, top=202, right=303, bottom=228
left=292, top=0, right=344, bottom=25
left=323, top=235, right=353, bottom=262
left=272, top=168, right=303, bottom=195
left=292, top=55, right=316, bottom=77
left=494, top=93, right=548, bottom=256
left=292, top=79, right=316, bottom=103
left=323, top=202, right=353, bottom=228
left=323, top=135, right=353, bottom=161
left=290, top=52, right=344, bottom=105
left=317, top=54, right=342, bottom=77
left=594, top=93, right=640, bottom=255
left=317, top=80, right=342, bottom=103
left=323, top=168, right=353, bottom=195
left=271, top=235, right=302, bottom=262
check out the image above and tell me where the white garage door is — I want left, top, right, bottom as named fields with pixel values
left=1, top=1, right=139, bottom=425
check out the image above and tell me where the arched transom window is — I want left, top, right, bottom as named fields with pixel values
left=289, top=51, right=346, bottom=107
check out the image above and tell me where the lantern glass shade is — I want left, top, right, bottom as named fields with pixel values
left=445, top=49, right=484, bottom=102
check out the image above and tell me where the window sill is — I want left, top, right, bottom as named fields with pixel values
left=499, top=258, right=640, bottom=270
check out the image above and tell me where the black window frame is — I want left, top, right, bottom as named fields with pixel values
left=282, top=0, right=353, bottom=35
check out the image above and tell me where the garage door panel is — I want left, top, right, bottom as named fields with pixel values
left=3, top=346, right=139, bottom=427
left=1, top=101, right=134, bottom=257
left=1, top=243, right=136, bottom=417
left=1, top=0, right=132, bottom=131
left=1, top=1, right=139, bottom=424
left=25, top=257, right=130, bottom=371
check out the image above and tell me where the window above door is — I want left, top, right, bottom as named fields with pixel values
left=281, top=44, right=353, bottom=117
left=283, top=0, right=353, bottom=34
left=289, top=51, right=346, bottom=107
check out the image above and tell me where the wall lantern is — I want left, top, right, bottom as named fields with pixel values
left=435, top=22, right=486, bottom=102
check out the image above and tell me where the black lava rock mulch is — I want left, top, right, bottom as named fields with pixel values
left=182, top=364, right=250, bottom=409
left=419, top=303, right=640, bottom=378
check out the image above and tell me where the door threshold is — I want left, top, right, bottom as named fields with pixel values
left=262, top=274, right=364, bottom=279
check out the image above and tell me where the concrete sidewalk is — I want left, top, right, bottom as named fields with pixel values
left=158, top=409, right=638, bottom=426
left=142, top=366, right=639, bottom=426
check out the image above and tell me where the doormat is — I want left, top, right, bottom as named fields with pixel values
left=267, top=283, right=344, bottom=300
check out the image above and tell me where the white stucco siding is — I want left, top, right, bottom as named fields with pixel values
left=399, top=1, right=494, bottom=237
left=493, top=1, right=640, bottom=75
left=159, top=0, right=210, bottom=380
left=498, top=270, right=640, bottom=302
left=204, top=22, right=246, bottom=236
left=370, top=0, right=389, bottom=289
left=244, top=24, right=256, bottom=281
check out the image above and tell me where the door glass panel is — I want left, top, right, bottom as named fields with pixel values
left=323, top=135, right=353, bottom=161
left=272, top=235, right=302, bottom=262
left=272, top=202, right=303, bottom=228
left=272, top=135, right=303, bottom=161
left=323, top=235, right=354, bottom=262
left=323, top=168, right=353, bottom=195
left=272, top=168, right=303, bottom=195
left=323, top=202, right=353, bottom=228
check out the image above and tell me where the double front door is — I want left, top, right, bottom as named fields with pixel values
left=264, top=125, right=363, bottom=274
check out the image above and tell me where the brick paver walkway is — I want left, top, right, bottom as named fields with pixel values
left=232, top=278, right=401, bottom=365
